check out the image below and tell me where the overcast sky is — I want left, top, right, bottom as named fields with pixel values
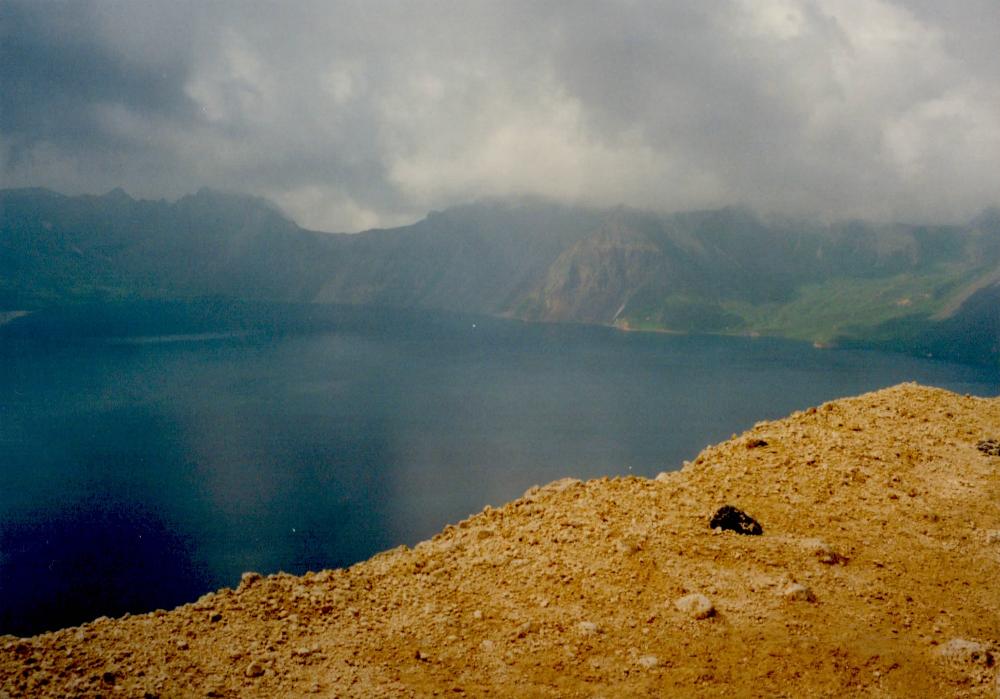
left=2, top=1, right=998, bottom=231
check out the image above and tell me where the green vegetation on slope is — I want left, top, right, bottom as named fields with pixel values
left=720, top=266, right=973, bottom=344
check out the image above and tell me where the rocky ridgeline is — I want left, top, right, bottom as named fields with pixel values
left=2, top=383, right=999, bottom=697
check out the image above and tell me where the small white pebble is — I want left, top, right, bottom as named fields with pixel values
left=673, top=593, right=715, bottom=620
left=637, top=655, right=659, bottom=669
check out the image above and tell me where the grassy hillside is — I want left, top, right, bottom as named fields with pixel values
left=715, top=266, right=972, bottom=343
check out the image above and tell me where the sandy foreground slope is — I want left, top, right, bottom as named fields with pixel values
left=2, top=383, right=999, bottom=698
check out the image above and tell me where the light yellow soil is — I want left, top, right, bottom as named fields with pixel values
left=3, top=383, right=999, bottom=698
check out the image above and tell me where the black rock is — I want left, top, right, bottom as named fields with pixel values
left=709, top=505, right=763, bottom=536
left=977, top=439, right=1000, bottom=456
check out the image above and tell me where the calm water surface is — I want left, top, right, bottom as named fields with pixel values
left=1, top=308, right=997, bottom=634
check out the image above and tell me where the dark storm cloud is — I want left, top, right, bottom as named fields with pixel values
left=0, top=2, right=195, bottom=156
left=1, top=0, right=998, bottom=231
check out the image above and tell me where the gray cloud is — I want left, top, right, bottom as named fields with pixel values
left=1, top=0, right=998, bottom=231
left=0, top=3, right=192, bottom=140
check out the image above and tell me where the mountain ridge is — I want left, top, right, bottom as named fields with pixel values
left=2, top=187, right=998, bottom=364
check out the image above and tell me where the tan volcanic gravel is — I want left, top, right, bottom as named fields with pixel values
left=3, top=383, right=1000, bottom=697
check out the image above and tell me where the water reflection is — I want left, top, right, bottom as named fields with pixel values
left=1, top=309, right=997, bottom=635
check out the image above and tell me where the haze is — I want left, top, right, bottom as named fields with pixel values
left=2, top=0, right=999, bottom=231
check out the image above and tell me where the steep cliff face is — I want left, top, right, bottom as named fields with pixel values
left=3, top=383, right=999, bottom=697
left=514, top=223, right=669, bottom=323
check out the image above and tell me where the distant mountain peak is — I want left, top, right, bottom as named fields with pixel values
left=101, top=187, right=133, bottom=202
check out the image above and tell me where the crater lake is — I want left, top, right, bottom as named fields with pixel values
left=2, top=304, right=997, bottom=635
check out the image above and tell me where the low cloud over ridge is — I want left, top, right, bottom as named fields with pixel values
left=2, top=0, right=999, bottom=231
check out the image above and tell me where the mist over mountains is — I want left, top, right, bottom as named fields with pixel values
left=2, top=187, right=999, bottom=364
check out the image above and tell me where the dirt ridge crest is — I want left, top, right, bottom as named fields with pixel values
left=3, top=382, right=999, bottom=697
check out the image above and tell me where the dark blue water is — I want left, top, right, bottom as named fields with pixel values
left=1, top=307, right=997, bottom=635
